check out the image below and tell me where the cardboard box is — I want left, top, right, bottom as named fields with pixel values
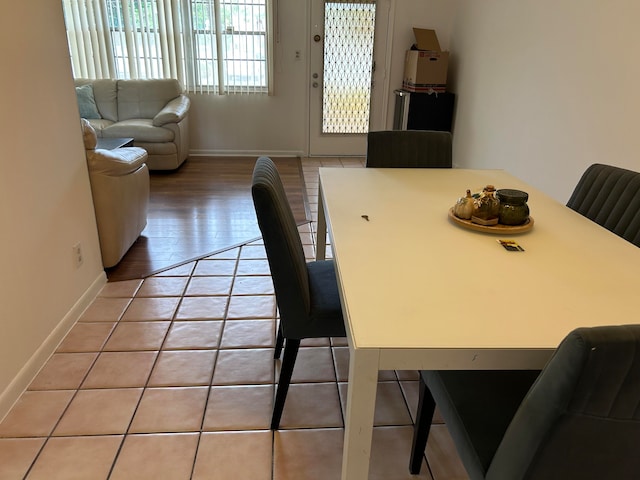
left=402, top=28, right=449, bottom=93
left=412, top=27, right=441, bottom=51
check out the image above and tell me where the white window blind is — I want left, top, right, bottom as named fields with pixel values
left=62, top=0, right=273, bottom=94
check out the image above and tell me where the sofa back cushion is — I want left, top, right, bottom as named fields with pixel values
left=74, top=79, right=118, bottom=122
left=117, top=79, right=182, bottom=121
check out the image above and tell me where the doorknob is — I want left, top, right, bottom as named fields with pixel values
left=313, top=34, right=322, bottom=43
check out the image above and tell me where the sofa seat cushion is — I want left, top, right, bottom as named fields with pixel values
left=134, top=141, right=177, bottom=156
left=84, top=119, right=115, bottom=137
left=103, top=119, right=175, bottom=143
left=87, top=147, right=148, bottom=176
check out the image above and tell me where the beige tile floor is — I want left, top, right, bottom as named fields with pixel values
left=0, top=158, right=468, bottom=480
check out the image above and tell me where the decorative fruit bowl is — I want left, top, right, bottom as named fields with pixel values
left=448, top=207, right=534, bottom=234
left=449, top=185, right=533, bottom=233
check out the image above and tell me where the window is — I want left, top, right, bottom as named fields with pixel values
left=62, top=0, right=273, bottom=94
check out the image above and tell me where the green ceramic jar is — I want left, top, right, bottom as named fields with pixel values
left=496, top=189, right=529, bottom=225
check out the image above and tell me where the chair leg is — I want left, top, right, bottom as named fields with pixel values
left=274, top=323, right=284, bottom=359
left=271, top=338, right=300, bottom=430
left=409, top=374, right=437, bottom=474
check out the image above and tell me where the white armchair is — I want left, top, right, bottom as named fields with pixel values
left=82, top=119, right=149, bottom=268
left=75, top=78, right=190, bottom=170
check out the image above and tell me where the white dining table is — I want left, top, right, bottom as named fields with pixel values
left=315, top=167, right=640, bottom=480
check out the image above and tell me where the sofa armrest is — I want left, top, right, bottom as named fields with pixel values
left=152, top=94, right=191, bottom=126
left=87, top=147, right=148, bottom=176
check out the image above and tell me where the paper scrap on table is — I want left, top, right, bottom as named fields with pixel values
left=498, top=239, right=524, bottom=252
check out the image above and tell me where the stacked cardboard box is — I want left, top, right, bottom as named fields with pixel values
left=402, top=28, right=449, bottom=93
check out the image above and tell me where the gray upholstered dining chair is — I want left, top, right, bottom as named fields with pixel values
left=409, top=324, right=640, bottom=479
left=251, top=156, right=346, bottom=430
left=365, top=130, right=452, bottom=168
left=566, top=163, right=640, bottom=247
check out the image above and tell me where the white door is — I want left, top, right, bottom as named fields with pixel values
left=308, top=0, right=386, bottom=156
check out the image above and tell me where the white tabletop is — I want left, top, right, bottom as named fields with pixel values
left=317, top=167, right=640, bottom=479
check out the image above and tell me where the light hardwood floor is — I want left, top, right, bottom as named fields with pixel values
left=0, top=156, right=470, bottom=479
left=106, top=156, right=309, bottom=282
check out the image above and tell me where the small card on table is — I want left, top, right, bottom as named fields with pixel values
left=498, top=239, right=525, bottom=252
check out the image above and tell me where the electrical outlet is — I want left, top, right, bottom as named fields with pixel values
left=73, top=242, right=84, bottom=268
left=295, top=50, right=301, bottom=61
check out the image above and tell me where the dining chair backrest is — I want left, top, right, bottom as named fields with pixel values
left=252, top=157, right=345, bottom=429
left=567, top=163, right=640, bottom=247
left=365, top=130, right=452, bottom=168
left=486, top=324, right=640, bottom=480
left=251, top=156, right=311, bottom=331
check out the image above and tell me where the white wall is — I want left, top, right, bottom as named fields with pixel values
left=188, top=0, right=309, bottom=156
left=0, top=1, right=106, bottom=418
left=187, top=0, right=462, bottom=155
left=3, top=0, right=640, bottom=420
left=449, top=0, right=640, bottom=202
left=132, top=0, right=640, bottom=202
left=381, top=0, right=460, bottom=129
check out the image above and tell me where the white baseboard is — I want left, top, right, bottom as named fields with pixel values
left=0, top=271, right=107, bottom=422
left=188, top=149, right=305, bottom=158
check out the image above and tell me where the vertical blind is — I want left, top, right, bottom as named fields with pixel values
left=62, top=0, right=273, bottom=94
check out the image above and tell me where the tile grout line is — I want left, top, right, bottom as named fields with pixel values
left=2, top=158, right=454, bottom=480
left=188, top=248, right=239, bottom=479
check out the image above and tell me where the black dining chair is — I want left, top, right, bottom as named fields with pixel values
left=251, top=156, right=346, bottom=430
left=365, top=130, right=452, bottom=168
left=409, top=324, right=640, bottom=479
left=566, top=163, right=640, bottom=247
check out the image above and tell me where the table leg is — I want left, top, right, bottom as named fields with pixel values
left=341, top=348, right=379, bottom=480
left=316, top=179, right=327, bottom=261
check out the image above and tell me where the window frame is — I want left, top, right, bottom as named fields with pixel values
left=63, top=0, right=274, bottom=94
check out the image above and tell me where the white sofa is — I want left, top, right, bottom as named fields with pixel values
left=82, top=119, right=149, bottom=268
left=75, top=79, right=190, bottom=170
